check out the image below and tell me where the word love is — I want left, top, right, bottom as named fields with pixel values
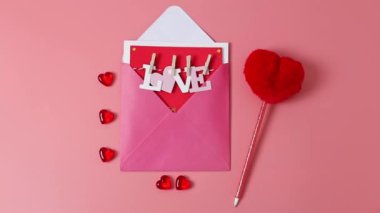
left=139, top=65, right=212, bottom=93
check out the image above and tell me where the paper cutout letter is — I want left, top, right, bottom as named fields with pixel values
left=139, top=64, right=163, bottom=91
left=190, top=66, right=212, bottom=93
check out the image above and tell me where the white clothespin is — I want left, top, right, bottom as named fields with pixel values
left=186, top=55, right=191, bottom=77
left=171, top=55, right=177, bottom=76
left=148, top=53, right=156, bottom=74
left=203, top=54, right=212, bottom=75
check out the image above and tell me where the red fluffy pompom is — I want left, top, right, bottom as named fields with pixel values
left=244, top=49, right=305, bottom=104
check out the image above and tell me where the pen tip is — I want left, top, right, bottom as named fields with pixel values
left=234, top=197, right=239, bottom=207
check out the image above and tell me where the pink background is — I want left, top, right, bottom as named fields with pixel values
left=1, top=0, right=379, bottom=212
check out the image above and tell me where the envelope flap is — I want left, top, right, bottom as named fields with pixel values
left=138, top=6, right=214, bottom=43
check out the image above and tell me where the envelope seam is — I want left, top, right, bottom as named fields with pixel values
left=122, top=112, right=172, bottom=164
left=182, top=113, right=230, bottom=168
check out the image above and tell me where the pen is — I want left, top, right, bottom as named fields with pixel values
left=234, top=101, right=268, bottom=207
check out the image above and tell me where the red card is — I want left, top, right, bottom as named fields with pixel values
left=130, top=46, right=223, bottom=111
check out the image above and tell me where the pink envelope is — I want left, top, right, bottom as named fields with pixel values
left=120, top=63, right=230, bottom=171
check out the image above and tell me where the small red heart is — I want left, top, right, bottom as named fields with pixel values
left=99, top=109, right=115, bottom=124
left=156, top=175, right=172, bottom=190
left=176, top=176, right=192, bottom=190
left=244, top=49, right=305, bottom=104
left=99, top=147, right=116, bottom=162
left=98, top=72, right=115, bottom=86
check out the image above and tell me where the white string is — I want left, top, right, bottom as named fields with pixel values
left=132, top=67, right=214, bottom=72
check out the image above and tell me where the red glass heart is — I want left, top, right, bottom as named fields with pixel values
left=98, top=72, right=115, bottom=86
left=99, top=147, right=116, bottom=162
left=99, top=109, right=115, bottom=124
left=156, top=175, right=172, bottom=190
left=176, top=176, right=192, bottom=190
left=244, top=49, right=304, bottom=104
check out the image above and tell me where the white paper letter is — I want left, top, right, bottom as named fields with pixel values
left=139, top=64, right=162, bottom=91
left=189, top=66, right=212, bottom=93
